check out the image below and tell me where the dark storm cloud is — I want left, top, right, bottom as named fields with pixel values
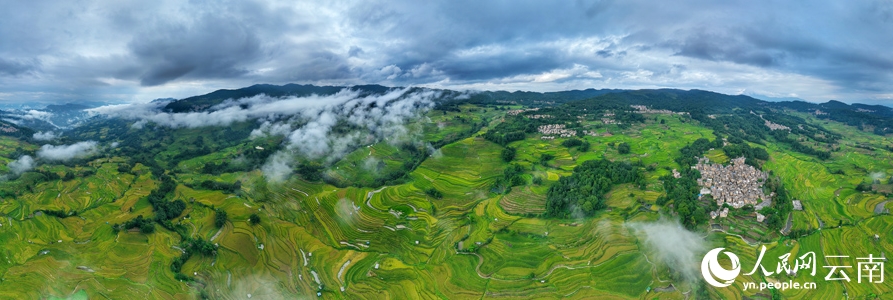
left=0, top=58, right=40, bottom=76
left=672, top=29, right=782, bottom=67
left=129, top=14, right=262, bottom=86
left=0, top=0, right=891, bottom=104
left=435, top=46, right=567, bottom=81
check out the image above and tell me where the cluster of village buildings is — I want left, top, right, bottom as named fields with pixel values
left=506, top=108, right=539, bottom=116
left=764, top=119, right=791, bottom=131
left=629, top=105, right=688, bottom=115
left=694, top=157, right=773, bottom=219
left=537, top=124, right=577, bottom=138
left=600, top=112, right=619, bottom=125
left=751, top=110, right=791, bottom=131
left=0, top=125, right=18, bottom=133
left=580, top=130, right=600, bottom=137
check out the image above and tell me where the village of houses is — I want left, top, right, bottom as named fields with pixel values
left=691, top=156, right=796, bottom=223
left=511, top=104, right=806, bottom=225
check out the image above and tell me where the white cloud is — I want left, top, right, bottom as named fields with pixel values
left=7, top=155, right=34, bottom=175
left=90, top=87, right=448, bottom=180
left=261, top=151, right=293, bottom=183
left=627, top=218, right=707, bottom=285
left=33, top=131, right=57, bottom=141
left=249, top=121, right=293, bottom=139
left=20, top=110, right=53, bottom=121
left=37, top=141, right=99, bottom=161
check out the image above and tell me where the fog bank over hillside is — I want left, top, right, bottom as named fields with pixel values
left=628, top=218, right=708, bottom=285
left=88, top=87, right=455, bottom=181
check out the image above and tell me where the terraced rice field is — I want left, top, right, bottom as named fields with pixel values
left=1, top=105, right=891, bottom=299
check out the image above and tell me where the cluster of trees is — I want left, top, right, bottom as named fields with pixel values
left=249, top=214, right=261, bottom=225
left=539, top=153, right=555, bottom=166
left=769, top=130, right=831, bottom=159
left=113, top=215, right=155, bottom=234
left=659, top=169, right=713, bottom=228
left=201, top=161, right=243, bottom=175
left=147, top=175, right=186, bottom=221
left=856, top=180, right=873, bottom=192
left=545, top=160, right=642, bottom=218
left=195, top=180, right=241, bottom=194
left=425, top=187, right=443, bottom=199
left=35, top=170, right=61, bottom=181
left=532, top=176, right=543, bottom=185
left=491, top=164, right=526, bottom=194
left=481, top=114, right=557, bottom=146
left=36, top=209, right=78, bottom=219
left=296, top=162, right=323, bottom=181
left=171, top=237, right=218, bottom=274
left=675, top=138, right=723, bottom=166
left=214, top=209, right=227, bottom=228
left=483, top=130, right=527, bottom=146
left=62, top=172, right=76, bottom=181
left=760, top=176, right=793, bottom=231
left=617, top=142, right=631, bottom=154
left=603, top=111, right=647, bottom=129
left=561, top=138, right=590, bottom=152
left=658, top=138, right=720, bottom=228
left=501, top=147, right=516, bottom=162
left=722, top=137, right=770, bottom=167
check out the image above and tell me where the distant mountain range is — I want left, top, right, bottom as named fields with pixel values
left=0, top=83, right=890, bottom=136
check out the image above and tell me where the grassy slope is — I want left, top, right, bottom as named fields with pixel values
left=0, top=107, right=890, bottom=299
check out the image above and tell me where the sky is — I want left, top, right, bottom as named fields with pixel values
left=1, top=0, right=892, bottom=106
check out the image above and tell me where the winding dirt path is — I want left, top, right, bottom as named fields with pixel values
left=875, top=200, right=890, bottom=214
left=781, top=212, right=793, bottom=235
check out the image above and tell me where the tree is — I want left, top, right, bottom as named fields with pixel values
left=561, top=138, right=583, bottom=148
left=249, top=214, right=261, bottom=225
left=214, top=209, right=227, bottom=228
left=618, top=142, right=631, bottom=154
left=140, top=222, right=156, bottom=234
left=545, top=159, right=642, bottom=218
left=539, top=154, right=554, bottom=166
left=532, top=176, right=543, bottom=185
left=856, top=181, right=872, bottom=192
left=425, top=187, right=443, bottom=199
left=501, top=147, right=516, bottom=162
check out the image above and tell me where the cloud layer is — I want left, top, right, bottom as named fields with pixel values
left=1, top=1, right=892, bottom=105
left=89, top=87, right=445, bottom=181
left=36, top=141, right=99, bottom=161
left=33, top=131, right=57, bottom=141
left=7, top=155, right=34, bottom=175
left=628, top=218, right=708, bottom=285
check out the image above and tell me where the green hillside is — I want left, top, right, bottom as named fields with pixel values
left=0, top=86, right=890, bottom=299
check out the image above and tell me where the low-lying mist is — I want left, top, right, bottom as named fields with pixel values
left=88, top=87, right=458, bottom=182
left=627, top=218, right=708, bottom=285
